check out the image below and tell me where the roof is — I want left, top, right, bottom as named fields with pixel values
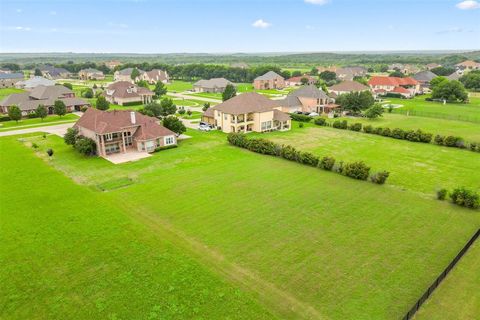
left=202, top=107, right=215, bottom=118
left=212, top=92, right=280, bottom=115
left=273, top=109, right=291, bottom=121
left=193, top=78, right=233, bottom=89
left=290, top=84, right=329, bottom=99
left=16, top=76, right=55, bottom=88
left=0, top=72, right=24, bottom=80
left=116, top=68, right=145, bottom=76
left=39, top=65, right=71, bottom=77
left=29, top=85, right=73, bottom=100
left=392, top=87, right=410, bottom=94
left=413, top=71, right=437, bottom=82
left=79, top=68, right=103, bottom=74
left=368, top=76, right=418, bottom=86
left=0, top=92, right=31, bottom=107
left=455, top=60, right=480, bottom=67
left=144, top=69, right=168, bottom=81
left=447, top=72, right=461, bottom=80
left=286, top=75, right=315, bottom=83
left=106, top=81, right=153, bottom=99
left=336, top=66, right=367, bottom=76
left=75, top=108, right=175, bottom=137
left=328, top=80, right=369, bottom=92
left=0, top=92, right=88, bottom=111
left=254, top=71, right=284, bottom=81
left=277, top=95, right=302, bottom=108
left=426, top=63, right=441, bottom=68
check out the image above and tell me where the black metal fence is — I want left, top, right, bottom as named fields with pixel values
left=402, top=228, right=480, bottom=320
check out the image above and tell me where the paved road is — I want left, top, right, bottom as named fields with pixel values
left=167, top=92, right=222, bottom=103
left=0, top=123, right=74, bottom=137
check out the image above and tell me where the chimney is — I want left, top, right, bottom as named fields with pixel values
left=130, top=111, right=136, bottom=125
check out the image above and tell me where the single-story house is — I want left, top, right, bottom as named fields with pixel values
left=139, top=69, right=169, bottom=84
left=412, top=70, right=437, bottom=93
left=335, top=66, right=367, bottom=81
left=201, top=92, right=291, bottom=133
left=368, top=76, right=420, bottom=97
left=328, top=80, right=370, bottom=97
left=253, top=71, right=285, bottom=90
left=114, top=68, right=144, bottom=83
left=447, top=72, right=461, bottom=81
left=74, top=108, right=177, bottom=158
left=0, top=85, right=90, bottom=115
left=78, top=68, right=105, bottom=80
left=455, top=60, right=480, bottom=72
left=285, top=75, right=316, bottom=87
left=193, top=78, right=234, bottom=93
left=104, top=81, right=154, bottom=105
left=39, top=65, right=72, bottom=79
left=277, top=84, right=337, bottom=114
left=0, top=72, right=24, bottom=88
left=15, top=76, right=56, bottom=90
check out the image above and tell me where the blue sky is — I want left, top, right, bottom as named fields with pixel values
left=0, top=0, right=479, bottom=53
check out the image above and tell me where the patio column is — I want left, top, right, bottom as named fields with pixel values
left=122, top=132, right=126, bottom=153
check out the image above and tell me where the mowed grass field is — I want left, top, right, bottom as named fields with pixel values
left=0, top=114, right=79, bottom=131
left=0, top=88, right=25, bottom=101
left=7, top=129, right=479, bottom=319
left=263, top=122, right=480, bottom=194
left=413, top=240, right=480, bottom=320
left=0, top=135, right=273, bottom=320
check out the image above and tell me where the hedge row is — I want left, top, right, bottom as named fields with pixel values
left=289, top=113, right=312, bottom=122
left=322, top=119, right=480, bottom=152
left=437, top=187, right=480, bottom=209
left=227, top=133, right=389, bottom=184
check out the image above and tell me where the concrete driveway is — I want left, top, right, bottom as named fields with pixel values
left=0, top=123, right=74, bottom=137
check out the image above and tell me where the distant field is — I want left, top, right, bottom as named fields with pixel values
left=166, top=80, right=193, bottom=92
left=14, top=130, right=480, bottom=319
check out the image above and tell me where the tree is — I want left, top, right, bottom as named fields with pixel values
left=162, top=116, right=186, bottom=135
left=431, top=66, right=455, bottom=76
left=92, top=83, right=98, bottom=89
left=389, top=71, right=404, bottom=78
left=336, top=91, right=374, bottom=113
left=202, top=102, right=210, bottom=112
left=82, top=88, right=94, bottom=98
left=222, top=84, right=237, bottom=101
left=35, top=104, right=48, bottom=121
left=54, top=100, right=67, bottom=117
left=300, top=77, right=309, bottom=85
left=291, top=70, right=302, bottom=77
left=34, top=68, right=42, bottom=76
left=319, top=71, right=336, bottom=82
left=432, top=80, right=468, bottom=103
left=96, top=96, right=110, bottom=111
left=74, top=137, right=97, bottom=156
left=380, top=65, right=389, bottom=73
left=430, top=76, right=448, bottom=91
left=46, top=148, right=54, bottom=157
left=310, top=67, right=319, bottom=76
left=64, top=127, right=78, bottom=145
left=154, top=81, right=167, bottom=98
left=459, top=71, right=480, bottom=91
left=136, top=80, right=149, bottom=88
left=63, top=82, right=73, bottom=90
left=363, top=103, right=384, bottom=119
left=160, top=98, right=177, bottom=116
left=142, top=102, right=163, bottom=117
left=8, top=105, right=22, bottom=123
left=131, top=68, right=141, bottom=80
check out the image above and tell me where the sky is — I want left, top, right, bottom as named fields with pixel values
left=0, top=0, right=479, bottom=53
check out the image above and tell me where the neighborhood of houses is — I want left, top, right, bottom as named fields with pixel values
left=0, top=58, right=479, bottom=162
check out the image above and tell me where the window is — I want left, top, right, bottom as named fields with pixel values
left=224, top=114, right=228, bottom=120
left=261, top=121, right=272, bottom=131
left=105, top=133, right=113, bottom=141
left=164, top=136, right=175, bottom=146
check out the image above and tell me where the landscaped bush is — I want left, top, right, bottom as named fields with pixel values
left=319, top=156, right=335, bottom=171
left=280, top=145, right=300, bottom=161
left=245, top=138, right=278, bottom=155
left=289, top=113, right=311, bottom=122
left=469, top=142, right=480, bottom=152
left=363, top=125, right=373, bottom=133
left=27, top=112, right=38, bottom=119
left=227, top=132, right=248, bottom=148
left=0, top=116, right=11, bottom=122
left=449, top=187, right=479, bottom=209
left=298, top=122, right=304, bottom=128
left=298, top=152, right=319, bottom=167
left=154, top=145, right=178, bottom=152
left=434, top=134, right=445, bottom=145
left=343, top=161, right=371, bottom=180
left=46, top=148, right=54, bottom=157
left=332, top=120, right=348, bottom=129
left=444, top=136, right=463, bottom=148
left=314, top=117, right=327, bottom=126
left=121, top=101, right=143, bottom=107
left=436, top=188, right=448, bottom=200
left=74, top=136, right=97, bottom=156
left=391, top=128, right=406, bottom=139
left=348, top=123, right=362, bottom=132
left=178, top=109, right=186, bottom=115
left=370, top=171, right=390, bottom=184
left=380, top=127, right=391, bottom=137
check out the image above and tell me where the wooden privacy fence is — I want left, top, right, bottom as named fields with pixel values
left=402, top=228, right=480, bottom=320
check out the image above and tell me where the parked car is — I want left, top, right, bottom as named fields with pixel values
left=198, top=124, right=211, bottom=131
left=308, top=112, right=319, bottom=117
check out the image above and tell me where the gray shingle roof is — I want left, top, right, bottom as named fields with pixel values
left=290, top=85, right=329, bottom=100
left=193, top=78, right=233, bottom=89
left=413, top=71, right=437, bottom=82
left=16, top=76, right=55, bottom=88
left=0, top=72, right=24, bottom=80
left=254, top=71, right=284, bottom=81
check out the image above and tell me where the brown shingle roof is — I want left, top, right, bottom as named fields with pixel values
left=106, top=81, right=153, bottom=99
left=30, top=85, right=73, bottom=100
left=273, top=109, right=291, bottom=121
left=213, top=92, right=280, bottom=115
left=290, top=85, right=329, bottom=99
left=328, top=80, right=370, bottom=92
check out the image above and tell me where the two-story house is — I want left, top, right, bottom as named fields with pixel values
left=104, top=81, right=154, bottom=105
left=277, top=85, right=338, bottom=114
left=368, top=76, right=420, bottom=98
left=253, top=71, right=285, bottom=90
left=78, top=68, right=105, bottom=80
left=114, top=68, right=144, bottom=83
left=139, top=69, right=169, bottom=84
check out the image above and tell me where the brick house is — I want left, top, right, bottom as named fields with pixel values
left=253, top=71, right=285, bottom=90
left=104, top=81, right=154, bottom=105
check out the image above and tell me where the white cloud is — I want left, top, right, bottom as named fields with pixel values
left=252, top=19, right=271, bottom=28
left=456, top=0, right=480, bottom=9
left=305, top=0, right=330, bottom=5
left=16, top=9, right=22, bottom=13
left=14, top=26, right=31, bottom=31
left=50, top=11, right=57, bottom=15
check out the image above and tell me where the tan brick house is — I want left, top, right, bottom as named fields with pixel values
left=253, top=71, right=285, bottom=90
left=104, top=81, right=154, bottom=105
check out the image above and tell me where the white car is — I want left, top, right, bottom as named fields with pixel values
left=198, top=124, right=211, bottom=131
left=308, top=112, right=319, bottom=117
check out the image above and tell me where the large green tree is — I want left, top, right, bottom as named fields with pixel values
left=160, top=98, right=177, bottom=116
left=54, top=100, right=67, bottom=117
left=64, top=127, right=78, bottom=145
left=34, top=68, right=42, bottom=76
left=431, top=80, right=468, bottom=103
left=162, top=116, right=186, bottom=135
left=154, top=81, right=167, bottom=98
left=319, top=71, right=336, bottom=82
left=130, top=68, right=141, bottom=80
left=336, top=91, right=375, bottom=113
left=35, top=104, right=48, bottom=121
left=459, top=71, right=480, bottom=91
left=141, top=102, right=163, bottom=117
left=430, top=76, right=448, bottom=91
left=222, top=84, right=237, bottom=101
left=96, top=96, right=110, bottom=111
left=363, top=103, right=384, bottom=119
left=8, top=105, right=22, bottom=123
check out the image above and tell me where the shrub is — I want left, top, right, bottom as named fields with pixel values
left=154, top=145, right=178, bottom=152
left=332, top=120, right=348, bottom=129
left=27, top=112, right=38, bottom=119
left=444, top=136, right=462, bottom=147
left=363, top=125, right=373, bottom=133
left=227, top=132, right=248, bottom=147
left=298, top=122, right=304, bottom=128
left=178, top=109, right=186, bottom=115
left=349, top=123, right=362, bottom=132
left=436, top=188, right=448, bottom=200
left=380, top=127, right=391, bottom=137
left=449, top=187, right=479, bottom=209
left=372, top=127, right=383, bottom=135
left=319, top=156, right=335, bottom=171
left=289, top=113, right=311, bottom=122
left=74, top=136, right=97, bottom=156
left=370, top=171, right=390, bottom=184
left=46, top=148, right=54, bottom=157
left=298, top=152, right=319, bottom=167
left=80, top=106, right=88, bottom=112
left=419, top=131, right=433, bottom=143
left=280, top=145, right=300, bottom=161
left=314, top=117, right=327, bottom=126
left=434, top=134, right=445, bottom=145
left=31, top=143, right=38, bottom=149
left=405, top=130, right=420, bottom=142
left=245, top=139, right=278, bottom=155
left=343, top=161, right=370, bottom=180
left=334, top=161, right=344, bottom=174
left=64, top=127, right=78, bottom=145
left=469, top=142, right=478, bottom=152
left=391, top=128, right=406, bottom=139
left=0, top=116, right=11, bottom=122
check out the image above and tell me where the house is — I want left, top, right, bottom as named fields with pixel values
left=412, top=71, right=437, bottom=93
left=388, top=63, right=404, bottom=72
left=0, top=85, right=90, bottom=115
left=104, top=81, right=154, bottom=105
left=39, top=65, right=72, bottom=79
left=253, top=71, right=285, bottom=90
left=426, top=63, right=441, bottom=70
left=231, top=62, right=249, bottom=69
left=114, top=68, right=144, bottom=83
left=201, top=92, right=291, bottom=133
left=105, top=60, right=122, bottom=70
left=78, top=68, right=105, bottom=80
left=328, top=80, right=370, bottom=97
left=455, top=60, right=480, bottom=72
left=15, top=76, right=56, bottom=90
left=139, top=69, right=169, bottom=84
left=335, top=66, right=367, bottom=81
left=316, top=66, right=337, bottom=73
left=0, top=72, right=24, bottom=88
left=368, top=76, right=420, bottom=98
left=193, top=78, right=234, bottom=93
left=447, top=72, right=461, bottom=81
left=285, top=75, right=316, bottom=87
left=277, top=84, right=337, bottom=114
left=74, top=108, right=177, bottom=157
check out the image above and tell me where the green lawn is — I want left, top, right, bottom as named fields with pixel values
left=0, top=136, right=273, bottom=320
left=262, top=123, right=480, bottom=194
left=10, top=129, right=480, bottom=319
left=414, top=240, right=480, bottom=320
left=0, top=88, right=25, bottom=101
left=178, top=111, right=202, bottom=119
left=187, top=92, right=223, bottom=100
left=166, top=80, right=193, bottom=92
left=386, top=95, right=480, bottom=123
left=0, top=114, right=79, bottom=131
left=173, top=99, right=200, bottom=107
